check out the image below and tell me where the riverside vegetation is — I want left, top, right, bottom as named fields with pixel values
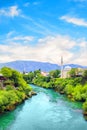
left=0, top=67, right=36, bottom=113
left=0, top=67, right=87, bottom=119
left=23, top=68, right=87, bottom=119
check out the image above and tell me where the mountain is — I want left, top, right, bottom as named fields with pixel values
left=64, top=64, right=87, bottom=69
left=0, top=61, right=60, bottom=72
left=0, top=60, right=86, bottom=72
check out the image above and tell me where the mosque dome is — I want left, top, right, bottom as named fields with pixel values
left=64, top=65, right=71, bottom=70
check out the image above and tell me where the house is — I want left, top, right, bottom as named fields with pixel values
left=23, top=71, right=28, bottom=75
left=41, top=71, right=49, bottom=77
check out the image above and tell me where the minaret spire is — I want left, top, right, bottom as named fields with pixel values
left=61, top=56, right=63, bottom=78
left=23, top=63, right=26, bottom=74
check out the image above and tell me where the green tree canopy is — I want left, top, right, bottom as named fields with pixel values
left=49, top=70, right=60, bottom=78
left=1, top=67, right=12, bottom=78
left=83, top=70, right=87, bottom=79
left=68, top=68, right=77, bottom=77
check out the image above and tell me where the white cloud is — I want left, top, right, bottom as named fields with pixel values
left=0, top=5, right=21, bottom=17
left=3, top=32, right=34, bottom=44
left=11, top=36, right=34, bottom=42
left=72, top=39, right=87, bottom=65
left=60, top=15, right=87, bottom=27
left=6, top=31, right=15, bottom=38
left=72, top=50, right=87, bottom=65
left=0, top=34, right=87, bottom=66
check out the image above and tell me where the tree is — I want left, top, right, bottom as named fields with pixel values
left=33, top=70, right=41, bottom=77
left=0, top=67, right=33, bottom=113
left=10, top=70, right=23, bottom=87
left=68, top=68, right=77, bottom=77
left=83, top=70, right=87, bottom=79
left=49, top=70, right=60, bottom=78
left=83, top=102, right=87, bottom=111
left=1, top=67, right=12, bottom=78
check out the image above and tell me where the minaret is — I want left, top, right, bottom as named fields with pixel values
left=23, top=63, right=26, bottom=74
left=61, top=56, right=63, bottom=78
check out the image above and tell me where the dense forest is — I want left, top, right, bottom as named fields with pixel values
left=0, top=67, right=36, bottom=113
left=23, top=68, right=87, bottom=118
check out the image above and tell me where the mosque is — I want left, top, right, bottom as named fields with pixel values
left=60, top=56, right=71, bottom=78
left=60, top=57, right=87, bottom=78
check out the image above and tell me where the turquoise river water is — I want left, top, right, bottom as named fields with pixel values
left=0, top=84, right=87, bottom=130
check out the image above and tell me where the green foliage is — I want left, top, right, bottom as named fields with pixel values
left=5, top=85, right=14, bottom=91
left=23, top=72, right=34, bottom=83
left=10, top=70, right=23, bottom=87
left=1, top=67, right=87, bottom=115
left=68, top=68, right=77, bottom=77
left=0, top=90, right=18, bottom=111
left=83, top=102, right=87, bottom=111
left=0, top=67, right=32, bottom=113
left=30, top=70, right=87, bottom=113
left=49, top=70, right=60, bottom=78
left=72, top=77, right=82, bottom=86
left=64, top=84, right=74, bottom=95
left=83, top=70, right=87, bottom=79
left=34, top=70, right=41, bottom=77
left=72, top=85, right=83, bottom=101
left=1, top=67, right=12, bottom=78
left=18, top=84, right=32, bottom=95
left=0, top=85, right=32, bottom=112
left=3, top=79, right=14, bottom=86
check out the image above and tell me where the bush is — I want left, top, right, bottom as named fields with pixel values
left=83, top=102, right=87, bottom=111
left=5, top=85, right=14, bottom=91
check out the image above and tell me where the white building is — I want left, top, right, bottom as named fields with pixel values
left=63, top=66, right=71, bottom=78
left=41, top=71, right=49, bottom=77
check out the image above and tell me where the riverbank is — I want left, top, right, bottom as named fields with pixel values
left=0, top=67, right=37, bottom=114
left=32, top=79, right=87, bottom=120
left=23, top=70, right=87, bottom=120
left=23, top=68, right=87, bottom=120
left=0, top=90, right=37, bottom=114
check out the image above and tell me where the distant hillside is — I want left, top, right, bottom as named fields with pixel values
left=0, top=60, right=86, bottom=72
left=64, top=64, right=87, bottom=69
left=0, top=61, right=60, bottom=72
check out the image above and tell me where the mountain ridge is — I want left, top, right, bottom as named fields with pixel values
left=0, top=60, right=87, bottom=72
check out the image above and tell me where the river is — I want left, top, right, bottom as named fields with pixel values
left=0, top=84, right=87, bottom=130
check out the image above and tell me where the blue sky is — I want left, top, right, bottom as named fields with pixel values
left=0, top=0, right=87, bottom=65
